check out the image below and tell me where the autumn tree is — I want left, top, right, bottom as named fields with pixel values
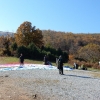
left=0, top=36, right=11, bottom=55
left=77, top=43, right=100, bottom=62
left=15, top=21, right=44, bottom=47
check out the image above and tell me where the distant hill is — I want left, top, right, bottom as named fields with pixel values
left=0, top=31, right=14, bottom=36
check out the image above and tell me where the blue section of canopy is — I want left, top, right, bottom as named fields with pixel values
left=0, top=64, right=73, bottom=72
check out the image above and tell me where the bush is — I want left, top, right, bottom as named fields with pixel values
left=17, top=46, right=29, bottom=58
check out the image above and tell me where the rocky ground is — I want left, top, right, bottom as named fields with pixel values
left=0, top=69, right=100, bottom=100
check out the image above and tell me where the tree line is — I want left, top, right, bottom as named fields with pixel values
left=42, top=30, right=100, bottom=63
left=0, top=21, right=100, bottom=66
left=0, top=21, right=68, bottom=62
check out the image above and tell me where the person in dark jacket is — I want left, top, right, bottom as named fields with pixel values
left=58, top=55, right=64, bottom=75
left=19, top=53, right=24, bottom=66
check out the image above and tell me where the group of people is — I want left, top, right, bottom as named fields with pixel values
left=44, top=55, right=64, bottom=75
left=19, top=53, right=64, bottom=75
left=73, top=62, right=79, bottom=69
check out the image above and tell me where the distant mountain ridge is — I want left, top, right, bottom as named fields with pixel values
left=0, top=31, right=14, bottom=36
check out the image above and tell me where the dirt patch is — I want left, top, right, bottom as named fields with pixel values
left=0, top=69, right=100, bottom=100
left=0, top=74, right=50, bottom=100
left=90, top=72, right=100, bottom=78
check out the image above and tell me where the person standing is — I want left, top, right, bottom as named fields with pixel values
left=56, top=57, right=58, bottom=68
left=58, top=55, right=64, bottom=75
left=74, top=62, right=77, bottom=69
left=19, top=53, right=24, bottom=66
left=44, top=55, right=48, bottom=65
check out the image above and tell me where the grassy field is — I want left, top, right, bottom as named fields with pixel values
left=0, top=56, right=100, bottom=72
left=0, top=56, right=58, bottom=66
left=0, top=56, right=47, bottom=64
left=0, top=56, right=72, bottom=67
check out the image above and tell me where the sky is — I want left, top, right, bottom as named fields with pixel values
left=0, top=0, right=100, bottom=33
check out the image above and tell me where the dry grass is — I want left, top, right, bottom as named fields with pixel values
left=91, top=72, right=100, bottom=78
left=0, top=56, right=44, bottom=64
left=0, top=56, right=57, bottom=65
